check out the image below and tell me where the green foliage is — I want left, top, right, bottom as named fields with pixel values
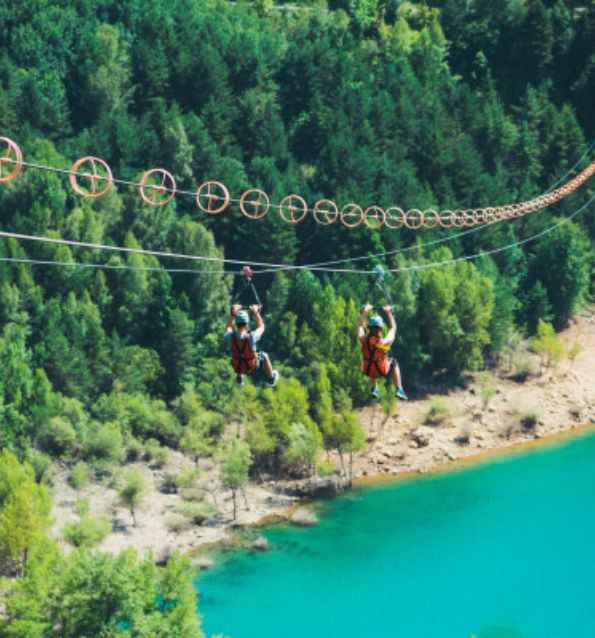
left=176, top=468, right=201, bottom=490
left=144, top=437, right=169, bottom=467
left=2, top=547, right=204, bottom=637
left=477, top=372, right=497, bottom=410
left=117, top=465, right=147, bottom=526
left=316, top=458, right=339, bottom=476
left=284, top=422, right=323, bottom=476
left=83, top=422, right=124, bottom=467
left=0, top=450, right=51, bottom=575
left=24, top=449, right=54, bottom=485
left=69, top=462, right=90, bottom=491
left=175, top=501, right=214, bottom=525
left=62, top=513, right=111, bottom=548
left=221, top=438, right=252, bottom=519
left=530, top=319, right=566, bottom=371
left=423, top=398, right=452, bottom=426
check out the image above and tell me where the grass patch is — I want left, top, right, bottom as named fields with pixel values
left=423, top=398, right=452, bottom=426
left=174, top=501, right=214, bottom=525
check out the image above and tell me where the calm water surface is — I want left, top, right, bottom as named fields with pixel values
left=197, top=432, right=595, bottom=638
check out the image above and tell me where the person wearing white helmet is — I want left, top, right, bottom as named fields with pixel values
left=225, top=304, right=280, bottom=387
left=358, top=304, right=407, bottom=400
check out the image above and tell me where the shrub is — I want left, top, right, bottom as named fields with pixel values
left=178, top=487, right=206, bottom=502
left=568, top=401, right=584, bottom=420
left=454, top=423, right=472, bottom=445
left=423, top=399, right=452, bottom=426
left=175, top=501, right=214, bottom=525
left=63, top=514, right=111, bottom=548
left=316, top=458, right=339, bottom=476
left=126, top=438, right=144, bottom=462
left=75, top=497, right=90, bottom=517
left=117, top=465, right=147, bottom=526
left=166, top=514, right=192, bottom=533
left=39, top=417, right=77, bottom=456
left=144, top=438, right=169, bottom=467
left=567, top=341, right=583, bottom=365
left=83, top=422, right=124, bottom=465
left=511, top=353, right=535, bottom=382
left=513, top=404, right=541, bottom=430
left=477, top=371, right=497, bottom=410
left=175, top=468, right=200, bottom=490
left=530, top=319, right=565, bottom=371
left=497, top=420, right=518, bottom=439
left=25, top=450, right=54, bottom=484
left=69, top=462, right=90, bottom=491
left=161, top=473, right=178, bottom=494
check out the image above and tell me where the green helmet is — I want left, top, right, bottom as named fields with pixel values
left=235, top=310, right=250, bottom=325
left=368, top=314, right=384, bottom=328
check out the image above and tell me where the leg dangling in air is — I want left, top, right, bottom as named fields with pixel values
left=390, top=361, right=408, bottom=401
left=262, top=353, right=280, bottom=387
left=371, top=380, right=380, bottom=400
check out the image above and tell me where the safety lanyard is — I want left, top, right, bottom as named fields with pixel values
left=232, top=265, right=262, bottom=309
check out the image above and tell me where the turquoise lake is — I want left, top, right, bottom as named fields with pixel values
left=196, top=431, right=595, bottom=638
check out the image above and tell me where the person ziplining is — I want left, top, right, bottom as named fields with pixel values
left=358, top=266, right=408, bottom=401
left=358, top=306, right=408, bottom=401
left=225, top=266, right=280, bottom=387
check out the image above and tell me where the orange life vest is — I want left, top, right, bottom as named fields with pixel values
left=361, top=335, right=390, bottom=379
left=231, top=332, right=257, bottom=375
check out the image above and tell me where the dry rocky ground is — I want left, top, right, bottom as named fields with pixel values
left=49, top=310, right=595, bottom=562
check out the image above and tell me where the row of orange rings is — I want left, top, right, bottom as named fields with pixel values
left=3, top=138, right=594, bottom=227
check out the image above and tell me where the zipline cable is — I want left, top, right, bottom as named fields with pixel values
left=0, top=256, right=236, bottom=275
left=3, top=193, right=593, bottom=276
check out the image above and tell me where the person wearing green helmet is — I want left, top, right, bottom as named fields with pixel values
left=358, top=304, right=407, bottom=401
left=225, top=304, right=280, bottom=387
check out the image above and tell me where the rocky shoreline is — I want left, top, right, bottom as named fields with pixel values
left=49, top=312, right=595, bottom=565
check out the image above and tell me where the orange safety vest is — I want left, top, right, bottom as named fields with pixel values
left=361, top=335, right=390, bottom=379
left=231, top=332, right=257, bottom=375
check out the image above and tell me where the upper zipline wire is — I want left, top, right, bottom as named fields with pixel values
left=1, top=192, right=593, bottom=276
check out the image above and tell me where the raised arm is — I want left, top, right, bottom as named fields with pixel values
left=250, top=304, right=265, bottom=339
left=358, top=304, right=372, bottom=339
left=381, top=305, right=397, bottom=345
left=226, top=304, right=241, bottom=334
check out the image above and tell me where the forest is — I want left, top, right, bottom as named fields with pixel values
left=0, top=0, right=593, bottom=635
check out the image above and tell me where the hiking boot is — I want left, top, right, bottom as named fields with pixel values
left=269, top=370, right=280, bottom=387
left=236, top=374, right=244, bottom=386
left=371, top=385, right=380, bottom=400
left=395, top=387, right=408, bottom=401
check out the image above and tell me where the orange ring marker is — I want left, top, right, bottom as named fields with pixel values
left=385, top=207, right=405, bottom=229
left=439, top=210, right=454, bottom=228
left=196, top=181, right=230, bottom=214
left=341, top=203, right=364, bottom=228
left=364, top=206, right=386, bottom=229
left=313, top=199, right=339, bottom=225
left=70, top=156, right=113, bottom=198
left=240, top=189, right=270, bottom=219
left=279, top=194, right=308, bottom=224
left=139, top=168, right=176, bottom=206
left=404, top=209, right=424, bottom=229
left=422, top=209, right=440, bottom=228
